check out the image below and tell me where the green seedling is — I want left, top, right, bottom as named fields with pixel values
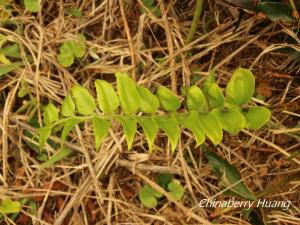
left=138, top=184, right=162, bottom=208
left=0, top=34, right=23, bottom=77
left=36, top=68, right=271, bottom=154
left=167, top=180, right=185, bottom=200
left=205, top=150, right=256, bottom=201
left=64, top=7, right=82, bottom=18
left=16, top=80, right=39, bottom=125
left=10, top=198, right=30, bottom=221
left=41, top=147, right=73, bottom=168
left=139, top=174, right=184, bottom=208
left=24, top=0, right=39, bottom=12
left=224, top=0, right=299, bottom=21
left=57, top=35, right=86, bottom=67
left=0, top=199, right=21, bottom=214
left=0, top=61, right=22, bottom=76
left=139, top=0, right=161, bottom=17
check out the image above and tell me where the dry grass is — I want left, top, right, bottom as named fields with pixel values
left=0, top=0, right=300, bottom=224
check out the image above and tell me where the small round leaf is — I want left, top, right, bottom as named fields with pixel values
left=71, top=85, right=96, bottom=115
left=243, top=106, right=271, bottom=129
left=61, top=94, right=75, bottom=117
left=198, top=111, right=223, bottom=145
left=226, top=68, right=255, bottom=106
left=207, top=83, right=224, bottom=108
left=138, top=184, right=160, bottom=208
left=157, top=86, right=181, bottom=112
left=94, top=79, right=119, bottom=114
left=115, top=72, right=141, bottom=114
left=43, top=103, right=59, bottom=125
left=213, top=108, right=246, bottom=134
left=137, top=86, right=159, bottom=113
left=186, top=86, right=208, bottom=112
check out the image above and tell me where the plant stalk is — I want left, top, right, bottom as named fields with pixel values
left=186, top=0, right=204, bottom=44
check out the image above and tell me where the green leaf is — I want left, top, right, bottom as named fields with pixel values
left=28, top=200, right=37, bottom=217
left=0, top=199, right=21, bottom=214
left=243, top=106, right=271, bottom=129
left=10, top=198, right=29, bottom=221
left=213, top=108, right=246, bottom=134
left=57, top=37, right=86, bottom=67
left=140, top=0, right=161, bottom=17
left=18, top=81, right=29, bottom=98
left=117, top=116, right=137, bottom=150
left=61, top=94, right=75, bottom=117
left=24, top=0, right=39, bottom=12
left=19, top=80, right=30, bottom=96
left=168, top=181, right=184, bottom=200
left=115, top=72, right=140, bottom=114
left=72, top=35, right=86, bottom=58
left=138, top=116, right=159, bottom=152
left=141, top=0, right=154, bottom=7
left=43, top=103, right=59, bottom=125
left=156, top=86, right=181, bottom=112
left=153, top=115, right=180, bottom=153
left=186, top=86, right=208, bottom=112
left=177, top=111, right=205, bottom=147
left=156, top=173, right=173, bottom=189
left=23, top=118, right=41, bottom=153
left=64, top=7, right=83, bottom=17
left=255, top=2, right=293, bottom=22
left=153, top=187, right=162, bottom=198
left=138, top=184, right=162, bottom=208
left=198, top=112, right=223, bottom=145
left=0, top=62, right=23, bottom=77
left=38, top=126, right=51, bottom=150
left=71, top=85, right=96, bottom=115
left=41, top=147, right=73, bottom=168
left=206, top=69, right=216, bottom=83
left=0, top=52, right=10, bottom=64
left=94, top=79, right=119, bottom=114
left=152, top=7, right=161, bottom=17
left=0, top=44, right=21, bottom=58
left=203, top=69, right=216, bottom=93
left=36, top=152, right=47, bottom=162
left=205, top=150, right=256, bottom=201
left=206, top=83, right=224, bottom=108
left=57, top=46, right=74, bottom=67
left=92, top=116, right=111, bottom=151
left=137, top=86, right=159, bottom=113
left=226, top=68, right=255, bottom=106
left=61, top=117, right=83, bottom=145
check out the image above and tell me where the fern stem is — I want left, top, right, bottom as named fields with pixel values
left=52, top=113, right=191, bottom=127
left=185, top=0, right=204, bottom=44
